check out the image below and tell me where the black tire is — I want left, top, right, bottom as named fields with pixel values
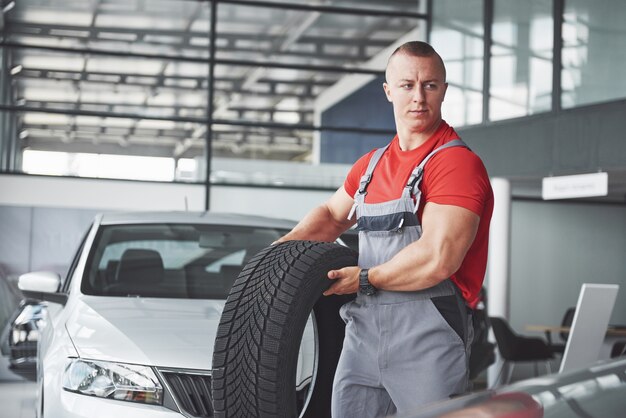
left=212, top=240, right=357, bottom=418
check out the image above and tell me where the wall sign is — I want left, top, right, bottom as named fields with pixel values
left=542, top=172, right=608, bottom=200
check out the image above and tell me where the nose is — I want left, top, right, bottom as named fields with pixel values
left=412, top=85, right=425, bottom=103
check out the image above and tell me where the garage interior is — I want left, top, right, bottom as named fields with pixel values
left=1, top=0, right=626, bottom=417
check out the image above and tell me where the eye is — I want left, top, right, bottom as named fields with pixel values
left=400, top=83, right=412, bottom=90
left=424, top=83, right=438, bottom=90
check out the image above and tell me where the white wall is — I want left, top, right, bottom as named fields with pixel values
left=0, top=175, right=335, bottom=277
left=509, top=199, right=626, bottom=329
left=210, top=185, right=332, bottom=221
left=0, top=174, right=205, bottom=211
left=0, top=174, right=333, bottom=220
left=0, top=206, right=98, bottom=275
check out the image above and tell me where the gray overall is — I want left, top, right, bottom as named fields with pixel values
left=332, top=140, right=474, bottom=418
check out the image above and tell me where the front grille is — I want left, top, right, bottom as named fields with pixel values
left=161, top=371, right=214, bottom=417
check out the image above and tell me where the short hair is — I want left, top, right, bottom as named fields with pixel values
left=386, top=41, right=447, bottom=82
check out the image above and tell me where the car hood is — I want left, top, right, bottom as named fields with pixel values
left=65, top=296, right=224, bottom=370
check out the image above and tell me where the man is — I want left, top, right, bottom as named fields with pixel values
left=276, top=41, right=494, bottom=417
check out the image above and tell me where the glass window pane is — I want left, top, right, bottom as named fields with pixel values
left=11, top=48, right=208, bottom=120
left=209, top=128, right=351, bottom=189
left=490, top=0, right=552, bottom=121
left=13, top=111, right=206, bottom=181
left=432, top=0, right=484, bottom=127
left=22, top=150, right=176, bottom=181
left=7, top=0, right=210, bottom=59
left=211, top=65, right=399, bottom=163
left=210, top=123, right=312, bottom=163
left=254, top=0, right=422, bottom=14
left=562, top=0, right=626, bottom=108
left=215, top=3, right=420, bottom=68
left=212, top=64, right=350, bottom=128
left=1, top=0, right=431, bottom=185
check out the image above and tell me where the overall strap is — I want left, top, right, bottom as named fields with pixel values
left=347, top=144, right=390, bottom=220
left=356, top=144, right=390, bottom=196
left=404, top=139, right=469, bottom=211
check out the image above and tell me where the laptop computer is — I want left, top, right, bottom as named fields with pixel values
left=559, top=283, right=620, bottom=373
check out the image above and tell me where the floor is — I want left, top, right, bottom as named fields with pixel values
left=0, top=356, right=37, bottom=418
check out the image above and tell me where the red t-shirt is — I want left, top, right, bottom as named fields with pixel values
left=344, top=121, right=494, bottom=308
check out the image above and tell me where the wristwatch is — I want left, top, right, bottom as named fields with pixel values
left=359, top=268, right=377, bottom=296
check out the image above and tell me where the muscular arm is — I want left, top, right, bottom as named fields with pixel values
left=371, top=202, right=480, bottom=290
left=325, top=202, right=480, bottom=295
left=275, top=186, right=356, bottom=243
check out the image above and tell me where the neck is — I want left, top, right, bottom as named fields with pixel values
left=397, top=120, right=442, bottom=151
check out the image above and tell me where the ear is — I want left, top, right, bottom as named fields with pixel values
left=383, top=82, right=393, bottom=103
left=442, top=82, right=448, bottom=102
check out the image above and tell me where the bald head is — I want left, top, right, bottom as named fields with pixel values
left=385, top=41, right=446, bottom=83
left=382, top=41, right=449, bottom=148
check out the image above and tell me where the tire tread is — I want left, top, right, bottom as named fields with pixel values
left=212, top=241, right=357, bottom=418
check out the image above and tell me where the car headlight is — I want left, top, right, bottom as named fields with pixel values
left=62, top=358, right=163, bottom=405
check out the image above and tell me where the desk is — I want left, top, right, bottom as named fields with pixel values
left=525, top=325, right=626, bottom=359
left=525, top=325, right=626, bottom=338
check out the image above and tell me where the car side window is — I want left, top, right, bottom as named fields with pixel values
left=61, top=225, right=92, bottom=293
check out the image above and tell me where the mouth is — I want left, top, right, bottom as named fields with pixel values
left=408, top=109, right=428, bottom=116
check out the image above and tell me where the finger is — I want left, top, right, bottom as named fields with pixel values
left=327, top=269, right=341, bottom=279
left=323, top=282, right=341, bottom=296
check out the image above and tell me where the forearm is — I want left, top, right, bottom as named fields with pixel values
left=276, top=187, right=356, bottom=243
left=368, top=203, right=480, bottom=292
left=368, top=239, right=452, bottom=291
left=277, top=204, right=354, bottom=243
left=322, top=239, right=450, bottom=297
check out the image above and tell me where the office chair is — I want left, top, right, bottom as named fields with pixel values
left=611, top=341, right=626, bottom=358
left=489, top=316, right=554, bottom=386
left=544, top=307, right=576, bottom=354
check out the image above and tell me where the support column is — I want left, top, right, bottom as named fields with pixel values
left=0, top=47, right=8, bottom=170
left=486, top=177, right=511, bottom=386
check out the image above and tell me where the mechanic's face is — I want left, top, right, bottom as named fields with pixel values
left=383, top=53, right=447, bottom=143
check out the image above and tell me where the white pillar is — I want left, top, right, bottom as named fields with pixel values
left=486, top=177, right=512, bottom=386
left=488, top=177, right=511, bottom=319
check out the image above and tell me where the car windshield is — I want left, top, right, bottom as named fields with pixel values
left=81, top=223, right=286, bottom=299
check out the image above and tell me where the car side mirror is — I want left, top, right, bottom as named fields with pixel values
left=18, top=271, right=68, bottom=305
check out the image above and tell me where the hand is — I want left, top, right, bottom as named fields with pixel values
left=323, top=266, right=360, bottom=296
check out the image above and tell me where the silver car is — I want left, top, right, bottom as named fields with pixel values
left=18, top=211, right=304, bottom=418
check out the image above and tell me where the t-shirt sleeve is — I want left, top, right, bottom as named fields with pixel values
left=421, top=148, right=492, bottom=216
left=343, top=151, right=375, bottom=198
